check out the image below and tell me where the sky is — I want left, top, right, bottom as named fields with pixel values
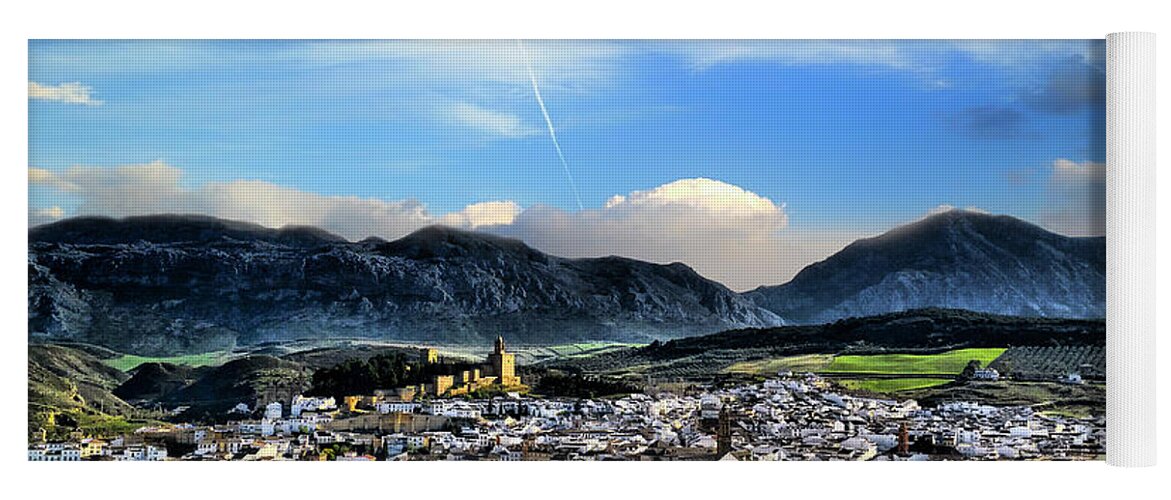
left=28, top=40, right=1106, bottom=291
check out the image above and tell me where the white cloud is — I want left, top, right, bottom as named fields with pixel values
left=665, top=40, right=917, bottom=71
left=1051, top=158, right=1106, bottom=185
left=28, top=162, right=433, bottom=241
left=1040, top=159, right=1106, bottom=237
left=446, top=102, right=539, bottom=139
left=29, top=167, right=75, bottom=190
left=661, top=40, right=1104, bottom=88
left=604, top=177, right=785, bottom=219
left=29, top=81, right=102, bottom=105
left=950, top=40, right=1104, bottom=69
left=440, top=201, right=522, bottom=229
left=29, top=206, right=66, bottom=226
left=305, top=40, right=624, bottom=92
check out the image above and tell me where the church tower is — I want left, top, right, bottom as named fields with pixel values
left=717, top=405, right=732, bottom=458
left=898, top=422, right=910, bottom=456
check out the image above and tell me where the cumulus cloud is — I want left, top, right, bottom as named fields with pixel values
left=1051, top=158, right=1106, bottom=184
left=446, top=102, right=539, bottom=139
left=29, top=166, right=853, bottom=290
left=603, top=178, right=785, bottom=220
left=1040, top=159, right=1105, bottom=237
left=440, top=201, right=522, bottom=229
left=485, top=178, right=835, bottom=291
left=29, top=81, right=102, bottom=105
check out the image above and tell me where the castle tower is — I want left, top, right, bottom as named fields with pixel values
left=487, top=336, right=519, bottom=386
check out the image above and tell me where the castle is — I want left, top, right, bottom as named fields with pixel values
left=419, top=336, right=520, bottom=397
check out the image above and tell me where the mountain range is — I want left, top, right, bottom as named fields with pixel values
left=28, top=210, right=1106, bottom=355
left=29, top=215, right=780, bottom=354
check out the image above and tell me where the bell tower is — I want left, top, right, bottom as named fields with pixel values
left=717, top=405, right=732, bottom=458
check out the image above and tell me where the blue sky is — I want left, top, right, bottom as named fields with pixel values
left=28, top=40, right=1106, bottom=290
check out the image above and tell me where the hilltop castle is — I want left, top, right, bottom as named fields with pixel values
left=418, top=336, right=521, bottom=397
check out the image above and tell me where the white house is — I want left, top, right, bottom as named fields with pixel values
left=376, top=401, right=420, bottom=414
left=972, top=368, right=1000, bottom=381
left=264, top=402, right=283, bottom=420
left=290, top=395, right=337, bottom=416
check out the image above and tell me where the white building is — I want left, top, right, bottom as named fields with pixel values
left=264, top=402, right=283, bottom=420
left=376, top=401, right=421, bottom=414
left=972, top=368, right=1000, bottom=381
left=28, top=444, right=81, bottom=461
left=290, top=395, right=337, bottom=416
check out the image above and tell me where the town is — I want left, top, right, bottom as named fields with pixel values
left=28, top=338, right=1105, bottom=461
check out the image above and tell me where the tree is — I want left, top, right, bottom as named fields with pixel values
left=960, top=360, right=983, bottom=380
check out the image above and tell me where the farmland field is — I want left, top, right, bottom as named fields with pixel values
left=724, top=354, right=835, bottom=375
left=988, top=346, right=1105, bottom=381
left=836, top=378, right=952, bottom=393
left=823, top=348, right=1006, bottom=375
left=532, top=343, right=644, bottom=362
left=104, top=351, right=233, bottom=372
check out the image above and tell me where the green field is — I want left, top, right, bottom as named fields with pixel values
left=104, top=351, right=232, bottom=372
left=824, top=348, right=1007, bottom=375
left=73, top=412, right=155, bottom=436
left=836, top=378, right=952, bottom=393
left=724, top=354, right=835, bottom=375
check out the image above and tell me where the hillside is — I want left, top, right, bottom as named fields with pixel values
left=28, top=344, right=136, bottom=439
left=153, top=356, right=312, bottom=417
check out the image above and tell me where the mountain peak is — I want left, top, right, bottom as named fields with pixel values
left=870, top=208, right=1040, bottom=242
left=379, top=224, right=546, bottom=261
left=748, top=211, right=1105, bottom=324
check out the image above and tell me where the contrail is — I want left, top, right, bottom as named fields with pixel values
left=517, top=40, right=584, bottom=211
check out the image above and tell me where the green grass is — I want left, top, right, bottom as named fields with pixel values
left=103, top=351, right=232, bottom=372
left=74, top=412, right=152, bottom=436
left=837, top=378, right=952, bottom=393
left=1040, top=408, right=1094, bottom=420
left=724, top=354, right=835, bottom=375
left=824, top=348, right=1007, bottom=375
